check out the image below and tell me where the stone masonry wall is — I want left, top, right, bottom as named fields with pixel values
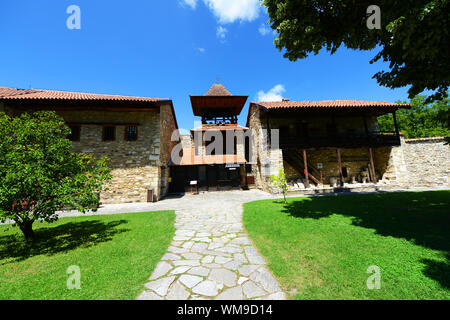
left=285, top=148, right=377, bottom=185
left=159, top=104, right=178, bottom=198
left=402, top=137, right=449, bottom=187
left=56, top=110, right=162, bottom=204
left=248, top=106, right=285, bottom=192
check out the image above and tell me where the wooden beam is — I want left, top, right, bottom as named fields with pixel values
left=336, top=148, right=344, bottom=187
left=303, top=149, right=310, bottom=188
left=368, top=147, right=377, bottom=184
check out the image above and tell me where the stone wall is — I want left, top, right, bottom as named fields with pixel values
left=159, top=104, right=178, bottom=198
left=274, top=135, right=449, bottom=190
left=402, top=137, right=449, bottom=187
left=247, top=106, right=285, bottom=191
left=285, top=148, right=376, bottom=184
left=180, top=135, right=193, bottom=149
left=56, top=110, right=162, bottom=204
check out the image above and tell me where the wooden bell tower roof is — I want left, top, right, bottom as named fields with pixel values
left=190, top=84, right=248, bottom=117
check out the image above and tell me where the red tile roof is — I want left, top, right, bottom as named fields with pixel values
left=0, top=87, right=39, bottom=98
left=204, top=84, right=232, bottom=96
left=252, top=100, right=410, bottom=110
left=0, top=86, right=169, bottom=103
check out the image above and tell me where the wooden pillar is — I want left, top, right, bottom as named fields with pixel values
left=368, top=147, right=377, bottom=184
left=336, top=148, right=344, bottom=187
left=266, top=112, right=271, bottom=146
left=303, top=149, right=310, bottom=188
left=392, top=111, right=400, bottom=136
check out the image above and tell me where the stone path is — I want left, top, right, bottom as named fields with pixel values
left=135, top=190, right=286, bottom=300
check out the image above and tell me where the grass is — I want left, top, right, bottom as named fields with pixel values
left=243, top=191, right=450, bottom=300
left=0, top=211, right=175, bottom=300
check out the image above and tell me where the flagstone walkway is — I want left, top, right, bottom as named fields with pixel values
left=135, top=190, right=286, bottom=300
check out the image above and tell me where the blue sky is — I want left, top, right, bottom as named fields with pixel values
left=0, top=0, right=411, bottom=131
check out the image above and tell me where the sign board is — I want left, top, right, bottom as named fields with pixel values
left=225, top=164, right=240, bottom=168
left=317, top=163, right=323, bottom=169
left=190, top=180, right=198, bottom=185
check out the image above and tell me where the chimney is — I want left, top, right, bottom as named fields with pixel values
left=282, top=98, right=290, bottom=102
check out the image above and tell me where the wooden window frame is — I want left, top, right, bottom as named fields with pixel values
left=124, top=125, right=138, bottom=142
left=102, top=125, right=116, bottom=142
left=68, top=125, right=81, bottom=142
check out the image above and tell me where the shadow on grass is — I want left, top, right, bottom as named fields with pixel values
left=421, top=253, right=450, bottom=290
left=0, top=219, right=130, bottom=264
left=281, top=190, right=450, bottom=289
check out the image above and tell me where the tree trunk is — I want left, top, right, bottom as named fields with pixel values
left=19, top=220, right=35, bottom=241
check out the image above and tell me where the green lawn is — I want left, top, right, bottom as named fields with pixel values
left=243, top=191, right=450, bottom=300
left=0, top=211, right=175, bottom=300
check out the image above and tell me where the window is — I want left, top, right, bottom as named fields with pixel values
left=125, top=126, right=138, bottom=141
left=68, top=125, right=80, bottom=142
left=102, top=126, right=115, bottom=141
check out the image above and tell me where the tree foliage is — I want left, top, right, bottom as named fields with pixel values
left=263, top=0, right=449, bottom=102
left=378, top=94, right=450, bottom=138
left=0, top=111, right=111, bottom=240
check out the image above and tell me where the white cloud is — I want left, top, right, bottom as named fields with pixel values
left=203, top=0, right=261, bottom=24
left=257, top=84, right=286, bottom=102
left=180, top=0, right=198, bottom=9
left=216, top=26, right=228, bottom=39
left=258, top=23, right=272, bottom=36
left=197, top=47, right=206, bottom=53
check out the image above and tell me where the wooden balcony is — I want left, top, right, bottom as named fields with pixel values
left=279, top=131, right=401, bottom=149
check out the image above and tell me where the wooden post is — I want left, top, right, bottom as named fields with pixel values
left=303, top=149, right=310, bottom=188
left=336, top=148, right=344, bottom=187
left=392, top=111, right=400, bottom=136
left=368, top=147, right=377, bottom=184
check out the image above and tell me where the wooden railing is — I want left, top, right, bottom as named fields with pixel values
left=279, top=131, right=400, bottom=149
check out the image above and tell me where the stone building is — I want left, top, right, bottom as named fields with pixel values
left=0, top=86, right=178, bottom=204
left=246, top=99, right=418, bottom=192
left=1, top=85, right=448, bottom=202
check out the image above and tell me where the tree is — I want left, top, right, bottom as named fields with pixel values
left=270, top=169, right=289, bottom=203
left=378, top=94, right=450, bottom=138
left=263, top=0, right=449, bottom=102
left=0, top=111, right=111, bottom=240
